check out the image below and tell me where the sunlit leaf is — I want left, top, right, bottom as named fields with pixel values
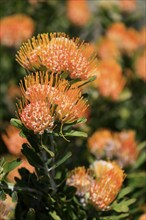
left=3, top=159, right=22, bottom=174
left=99, top=213, right=129, bottom=220
left=10, top=118, right=23, bottom=129
left=117, top=187, right=133, bottom=200
left=132, top=152, right=146, bottom=169
left=64, top=130, right=87, bottom=138
left=111, top=198, right=136, bottom=213
left=41, top=145, right=54, bottom=157
left=49, top=211, right=61, bottom=220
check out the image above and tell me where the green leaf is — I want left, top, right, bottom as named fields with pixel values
left=49, top=211, right=61, bottom=220
left=41, top=145, right=54, bottom=157
left=0, top=191, right=6, bottom=201
left=63, top=130, right=87, bottom=138
left=117, top=187, right=133, bottom=200
left=138, top=141, right=146, bottom=151
left=3, top=159, right=22, bottom=173
left=0, top=157, right=5, bottom=166
left=10, top=118, right=23, bottom=129
left=112, top=198, right=136, bottom=213
left=133, top=152, right=146, bottom=169
left=19, top=130, right=27, bottom=138
left=78, top=75, right=97, bottom=88
left=49, top=152, right=72, bottom=171
left=76, top=117, right=87, bottom=124
left=99, top=213, right=129, bottom=220
left=127, top=172, right=146, bottom=187
left=26, top=208, right=35, bottom=220
left=22, top=144, right=44, bottom=168
left=61, top=118, right=87, bottom=132
left=12, top=191, right=18, bottom=203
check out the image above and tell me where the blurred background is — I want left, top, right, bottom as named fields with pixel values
left=0, top=0, right=146, bottom=218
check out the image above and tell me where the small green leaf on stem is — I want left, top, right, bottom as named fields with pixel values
left=117, top=187, right=133, bottom=200
left=99, top=213, right=129, bottom=220
left=64, top=130, right=87, bottom=138
left=49, top=211, right=61, bottom=220
left=41, top=145, right=54, bottom=157
left=10, top=118, right=23, bottom=129
left=3, top=159, right=22, bottom=174
left=49, top=152, right=72, bottom=171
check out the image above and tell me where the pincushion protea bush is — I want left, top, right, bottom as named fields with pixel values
left=0, top=0, right=146, bottom=219
left=0, top=31, right=136, bottom=220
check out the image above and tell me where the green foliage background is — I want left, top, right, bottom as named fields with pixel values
left=0, top=0, right=146, bottom=219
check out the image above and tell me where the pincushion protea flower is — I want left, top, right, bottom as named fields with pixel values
left=88, top=129, right=138, bottom=167
left=0, top=14, right=35, bottom=47
left=119, top=0, right=136, bottom=12
left=66, top=167, right=92, bottom=196
left=139, top=214, right=146, bottom=220
left=89, top=161, right=124, bottom=210
left=93, top=59, right=125, bottom=100
left=115, top=130, right=138, bottom=167
left=106, top=23, right=140, bottom=54
left=96, top=37, right=120, bottom=60
left=135, top=50, right=146, bottom=82
left=88, top=129, right=120, bottom=159
left=1, top=125, right=28, bottom=156
left=16, top=33, right=98, bottom=80
left=106, top=23, right=127, bottom=48
left=139, top=27, right=146, bottom=47
left=17, top=71, right=88, bottom=133
left=67, top=0, right=91, bottom=26
left=90, top=160, right=116, bottom=180
left=19, top=101, right=54, bottom=134
left=66, top=161, right=124, bottom=210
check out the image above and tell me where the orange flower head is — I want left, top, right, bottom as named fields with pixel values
left=18, top=72, right=55, bottom=134
left=20, top=101, right=54, bottom=134
left=139, top=214, right=146, bottom=220
left=97, top=37, right=120, bottom=60
left=55, top=86, right=88, bottom=124
left=66, top=166, right=92, bottom=196
left=106, top=22, right=127, bottom=49
left=88, top=129, right=120, bottom=159
left=122, top=28, right=140, bottom=54
left=1, top=125, right=28, bottom=156
left=107, top=23, right=140, bottom=54
left=93, top=59, right=125, bottom=100
left=0, top=14, right=35, bottom=47
left=119, top=0, right=136, bottom=12
left=139, top=27, right=146, bottom=47
left=135, top=50, right=146, bottom=82
left=18, top=71, right=88, bottom=132
left=89, top=161, right=124, bottom=210
left=90, top=160, right=115, bottom=179
left=116, top=130, right=138, bottom=167
left=67, top=0, right=91, bottom=26
left=16, top=33, right=98, bottom=80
